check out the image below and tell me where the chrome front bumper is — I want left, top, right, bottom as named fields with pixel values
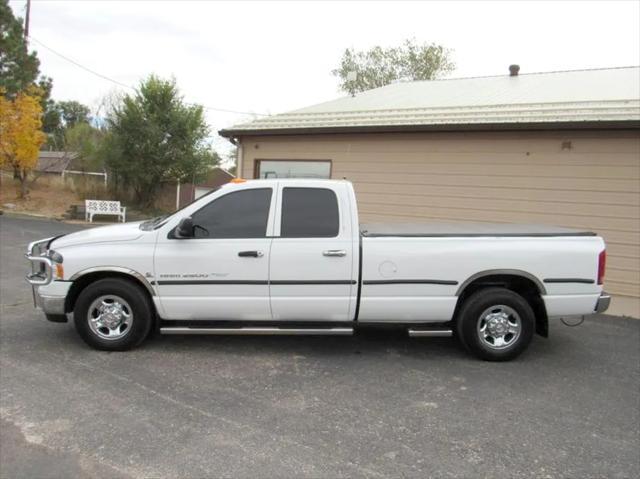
left=33, top=288, right=66, bottom=315
left=26, top=237, right=67, bottom=315
left=595, top=292, right=611, bottom=314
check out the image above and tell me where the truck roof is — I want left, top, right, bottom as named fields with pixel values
left=228, top=178, right=352, bottom=187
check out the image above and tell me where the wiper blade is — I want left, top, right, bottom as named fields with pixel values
left=140, top=214, right=172, bottom=231
left=153, top=214, right=169, bottom=226
left=141, top=215, right=162, bottom=230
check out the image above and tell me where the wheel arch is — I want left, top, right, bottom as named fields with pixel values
left=65, top=267, right=156, bottom=315
left=455, top=269, right=549, bottom=337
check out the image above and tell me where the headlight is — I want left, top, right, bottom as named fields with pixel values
left=46, top=250, right=64, bottom=280
left=47, top=250, right=64, bottom=264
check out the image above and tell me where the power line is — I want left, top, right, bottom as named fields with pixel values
left=27, top=35, right=269, bottom=116
left=28, top=35, right=134, bottom=90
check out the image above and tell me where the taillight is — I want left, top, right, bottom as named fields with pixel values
left=597, top=250, right=606, bottom=285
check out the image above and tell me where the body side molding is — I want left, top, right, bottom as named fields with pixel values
left=155, top=279, right=356, bottom=286
left=543, top=278, right=595, bottom=284
left=156, top=280, right=268, bottom=285
left=363, top=279, right=458, bottom=285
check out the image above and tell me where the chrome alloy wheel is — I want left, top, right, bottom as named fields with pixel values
left=477, top=305, right=521, bottom=350
left=87, top=295, right=133, bottom=340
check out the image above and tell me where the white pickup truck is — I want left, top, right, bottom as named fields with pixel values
left=26, top=179, right=610, bottom=361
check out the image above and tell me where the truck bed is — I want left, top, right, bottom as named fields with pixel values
left=360, top=222, right=596, bottom=238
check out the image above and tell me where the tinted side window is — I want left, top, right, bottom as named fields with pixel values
left=191, top=188, right=272, bottom=238
left=281, top=187, right=339, bottom=238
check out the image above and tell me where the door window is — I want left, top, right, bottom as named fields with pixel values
left=191, top=188, right=272, bottom=238
left=280, top=187, right=339, bottom=238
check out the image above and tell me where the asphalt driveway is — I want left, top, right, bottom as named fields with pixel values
left=1, top=215, right=638, bottom=478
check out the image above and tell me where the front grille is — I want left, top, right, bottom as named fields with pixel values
left=28, top=239, right=50, bottom=276
left=33, top=245, right=44, bottom=271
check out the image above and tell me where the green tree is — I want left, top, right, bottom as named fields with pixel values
left=332, top=39, right=455, bottom=95
left=0, top=0, right=38, bottom=96
left=0, top=0, right=52, bottom=99
left=41, top=101, right=63, bottom=146
left=59, top=100, right=91, bottom=128
left=64, top=122, right=104, bottom=172
left=43, top=100, right=91, bottom=149
left=103, top=75, right=218, bottom=208
left=225, top=146, right=238, bottom=176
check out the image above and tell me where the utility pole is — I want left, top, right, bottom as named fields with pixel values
left=24, top=0, right=31, bottom=40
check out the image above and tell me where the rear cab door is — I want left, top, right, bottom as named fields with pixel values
left=269, top=181, right=359, bottom=321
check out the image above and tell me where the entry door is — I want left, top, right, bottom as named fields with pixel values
left=154, top=187, right=275, bottom=320
left=269, top=184, right=357, bottom=321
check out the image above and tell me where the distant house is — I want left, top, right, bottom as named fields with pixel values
left=156, top=167, right=235, bottom=211
left=175, top=167, right=235, bottom=208
left=36, top=151, right=107, bottom=184
left=35, top=151, right=79, bottom=175
left=220, top=66, right=640, bottom=317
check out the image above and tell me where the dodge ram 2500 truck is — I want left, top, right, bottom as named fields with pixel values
left=26, top=179, right=610, bottom=361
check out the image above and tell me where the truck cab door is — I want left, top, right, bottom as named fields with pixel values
left=269, top=183, right=358, bottom=321
left=154, top=187, right=276, bottom=320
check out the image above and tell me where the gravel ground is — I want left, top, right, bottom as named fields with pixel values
left=1, top=214, right=639, bottom=478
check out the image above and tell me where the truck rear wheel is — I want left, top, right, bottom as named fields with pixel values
left=73, top=278, right=152, bottom=351
left=456, top=287, right=534, bottom=361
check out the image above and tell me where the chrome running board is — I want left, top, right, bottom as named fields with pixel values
left=407, top=329, right=453, bottom=338
left=160, top=327, right=354, bottom=336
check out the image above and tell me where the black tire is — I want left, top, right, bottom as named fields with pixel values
left=456, top=287, right=534, bottom=361
left=73, top=278, right=152, bottom=351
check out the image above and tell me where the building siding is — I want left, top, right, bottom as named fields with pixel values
left=241, top=130, right=640, bottom=316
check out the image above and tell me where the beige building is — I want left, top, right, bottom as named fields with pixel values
left=220, top=66, right=640, bottom=317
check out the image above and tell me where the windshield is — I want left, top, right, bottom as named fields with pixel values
left=139, top=186, right=221, bottom=231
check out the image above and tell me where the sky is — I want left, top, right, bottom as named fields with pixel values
left=8, top=0, right=640, bottom=157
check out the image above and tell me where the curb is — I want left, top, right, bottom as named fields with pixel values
left=0, top=210, right=128, bottom=225
left=0, top=210, right=66, bottom=222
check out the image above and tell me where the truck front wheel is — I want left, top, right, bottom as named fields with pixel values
left=73, top=278, right=152, bottom=351
left=456, top=287, right=535, bottom=361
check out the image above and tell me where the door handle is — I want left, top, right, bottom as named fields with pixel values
left=238, top=250, right=263, bottom=258
left=323, top=250, right=347, bottom=257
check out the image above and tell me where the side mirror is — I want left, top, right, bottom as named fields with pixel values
left=175, top=217, right=194, bottom=238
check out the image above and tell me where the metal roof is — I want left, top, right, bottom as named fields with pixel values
left=36, top=151, right=79, bottom=173
left=220, top=66, right=640, bottom=138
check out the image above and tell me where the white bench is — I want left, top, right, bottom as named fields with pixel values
left=85, top=200, right=126, bottom=223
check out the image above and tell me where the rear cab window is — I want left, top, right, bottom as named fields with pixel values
left=280, top=187, right=340, bottom=238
